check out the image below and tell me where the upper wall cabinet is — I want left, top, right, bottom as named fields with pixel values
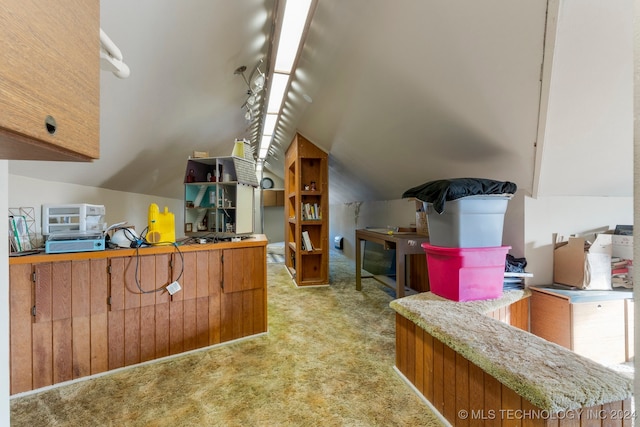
left=0, top=0, right=100, bottom=161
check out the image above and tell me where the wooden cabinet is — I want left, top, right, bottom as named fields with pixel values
left=0, top=0, right=100, bottom=161
left=530, top=286, right=631, bottom=365
left=263, top=190, right=284, bottom=207
left=284, top=133, right=329, bottom=286
left=184, top=156, right=259, bottom=237
left=9, top=238, right=267, bottom=395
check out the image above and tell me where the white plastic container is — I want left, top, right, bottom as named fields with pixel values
left=42, top=204, right=106, bottom=236
left=425, top=195, right=511, bottom=248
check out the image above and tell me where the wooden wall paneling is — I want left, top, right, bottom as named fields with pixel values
left=414, top=323, right=425, bottom=395
left=139, top=255, right=156, bottom=363
left=468, top=363, right=484, bottom=427
left=442, top=345, right=457, bottom=422
left=181, top=251, right=197, bottom=300
left=9, top=263, right=34, bottom=394
left=155, top=254, right=171, bottom=359
left=32, top=321, right=53, bottom=389
left=521, top=400, right=550, bottom=427
left=395, top=313, right=407, bottom=376
left=52, top=318, right=72, bottom=384
left=231, top=292, right=243, bottom=340
left=183, top=298, right=197, bottom=351
left=196, top=251, right=210, bottom=298
left=241, top=290, right=254, bottom=337
left=123, top=257, right=141, bottom=366
left=406, top=317, right=416, bottom=383
left=51, top=261, right=73, bottom=383
left=196, top=297, right=210, bottom=347
left=71, top=260, right=91, bottom=379
left=208, top=249, right=221, bottom=345
left=432, top=338, right=445, bottom=415
left=90, top=258, right=109, bottom=375
left=195, top=251, right=210, bottom=347
left=518, top=298, right=528, bottom=331
left=422, top=329, right=434, bottom=403
left=107, top=258, right=125, bottom=369
left=34, top=263, right=52, bottom=323
left=170, top=253, right=185, bottom=355
left=109, top=258, right=125, bottom=311
left=501, top=383, right=523, bottom=425
left=455, top=353, right=469, bottom=427
left=252, top=288, right=265, bottom=335
left=33, top=263, right=53, bottom=389
left=220, top=250, right=234, bottom=342
left=483, top=374, right=502, bottom=427
left=182, top=251, right=197, bottom=351
left=52, top=261, right=72, bottom=320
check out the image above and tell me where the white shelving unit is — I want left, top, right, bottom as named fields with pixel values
left=184, top=156, right=259, bottom=237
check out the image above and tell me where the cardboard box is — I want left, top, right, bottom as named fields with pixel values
left=415, top=200, right=429, bottom=236
left=553, top=233, right=611, bottom=290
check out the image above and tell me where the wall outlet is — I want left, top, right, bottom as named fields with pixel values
left=166, top=281, right=182, bottom=295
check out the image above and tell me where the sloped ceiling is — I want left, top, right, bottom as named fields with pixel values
left=8, top=0, right=633, bottom=205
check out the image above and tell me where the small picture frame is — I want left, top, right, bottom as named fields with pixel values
left=185, top=223, right=193, bottom=232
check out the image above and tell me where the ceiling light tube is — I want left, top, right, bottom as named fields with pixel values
left=267, top=73, right=289, bottom=114
left=274, top=0, right=313, bottom=73
left=263, top=114, right=278, bottom=135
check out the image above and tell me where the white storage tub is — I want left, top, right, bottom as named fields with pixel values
left=425, top=195, right=511, bottom=248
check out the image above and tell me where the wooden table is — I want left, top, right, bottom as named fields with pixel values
left=355, top=228, right=430, bottom=298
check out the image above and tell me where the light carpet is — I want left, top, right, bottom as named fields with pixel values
left=9, top=249, right=443, bottom=426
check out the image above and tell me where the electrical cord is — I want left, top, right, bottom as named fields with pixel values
left=132, top=239, right=184, bottom=295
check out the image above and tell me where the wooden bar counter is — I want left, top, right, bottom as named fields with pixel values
left=390, top=291, right=634, bottom=426
left=9, top=235, right=267, bottom=395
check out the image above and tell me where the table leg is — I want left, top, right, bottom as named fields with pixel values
left=356, top=237, right=362, bottom=291
left=396, top=251, right=405, bottom=298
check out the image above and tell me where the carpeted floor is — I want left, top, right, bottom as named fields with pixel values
left=9, top=249, right=443, bottom=426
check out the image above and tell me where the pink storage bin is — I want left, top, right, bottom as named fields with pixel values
left=421, top=243, right=510, bottom=302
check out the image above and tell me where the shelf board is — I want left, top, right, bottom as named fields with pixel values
left=288, top=242, right=296, bottom=252
left=300, top=249, right=322, bottom=255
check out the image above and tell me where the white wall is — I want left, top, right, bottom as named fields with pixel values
left=258, top=171, right=285, bottom=243
left=1, top=162, right=10, bottom=424
left=9, top=175, right=183, bottom=240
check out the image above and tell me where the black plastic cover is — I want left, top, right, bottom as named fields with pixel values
left=402, top=178, right=517, bottom=214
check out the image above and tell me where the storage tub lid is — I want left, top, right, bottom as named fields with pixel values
left=402, top=178, right=517, bottom=214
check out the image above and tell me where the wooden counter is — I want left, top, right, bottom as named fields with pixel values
left=9, top=235, right=268, bottom=395
left=391, top=291, right=633, bottom=426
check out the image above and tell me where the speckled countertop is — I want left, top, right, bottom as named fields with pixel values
left=390, top=290, right=633, bottom=413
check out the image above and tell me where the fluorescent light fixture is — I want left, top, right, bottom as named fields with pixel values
left=267, top=73, right=289, bottom=113
left=260, top=135, right=272, bottom=151
left=274, top=0, right=313, bottom=73
left=263, top=114, right=278, bottom=135
left=255, top=0, right=314, bottom=164
left=255, top=160, right=263, bottom=172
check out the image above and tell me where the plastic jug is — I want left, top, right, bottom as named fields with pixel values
left=147, top=203, right=176, bottom=244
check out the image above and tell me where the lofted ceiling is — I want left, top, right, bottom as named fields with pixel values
left=8, top=0, right=633, bottom=205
